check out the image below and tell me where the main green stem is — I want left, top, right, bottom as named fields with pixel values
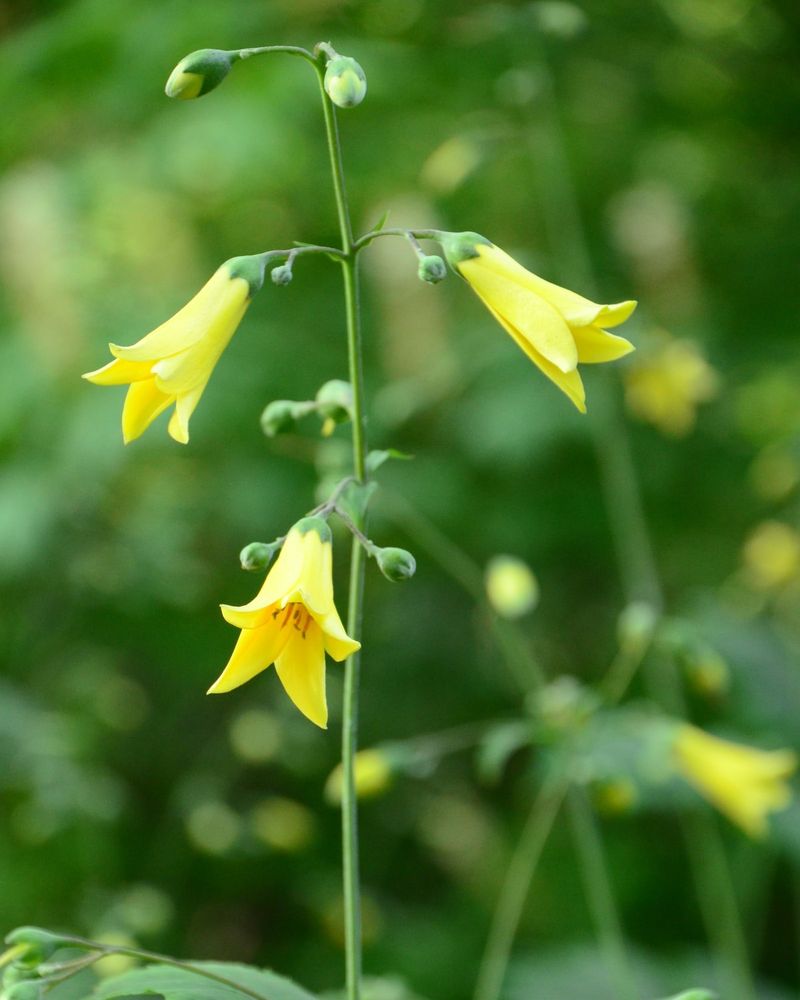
left=317, top=63, right=366, bottom=1000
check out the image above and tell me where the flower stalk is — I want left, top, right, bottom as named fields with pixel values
left=315, top=54, right=367, bottom=1000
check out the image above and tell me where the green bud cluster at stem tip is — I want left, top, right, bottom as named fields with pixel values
left=165, top=48, right=235, bottom=100
left=376, top=547, right=416, bottom=582
left=437, top=230, right=492, bottom=268
left=418, top=255, right=447, bottom=284
left=271, top=263, right=293, bottom=286
left=323, top=55, right=367, bottom=108
left=5, top=927, right=69, bottom=964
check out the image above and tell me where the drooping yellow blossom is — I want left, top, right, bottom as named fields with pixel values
left=325, top=748, right=394, bottom=804
left=624, top=333, right=719, bottom=436
left=209, top=517, right=360, bottom=729
left=440, top=232, right=636, bottom=412
left=83, top=256, right=264, bottom=444
left=742, top=520, right=800, bottom=591
left=673, top=724, right=796, bottom=837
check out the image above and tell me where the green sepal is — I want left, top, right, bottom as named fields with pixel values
left=4, top=928, right=71, bottom=965
left=225, top=255, right=266, bottom=296
left=437, top=231, right=492, bottom=269
left=293, top=516, right=331, bottom=542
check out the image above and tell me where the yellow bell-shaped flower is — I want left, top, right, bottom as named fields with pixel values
left=83, top=256, right=264, bottom=444
left=209, top=517, right=360, bottom=729
left=673, top=724, right=796, bottom=838
left=440, top=232, right=637, bottom=412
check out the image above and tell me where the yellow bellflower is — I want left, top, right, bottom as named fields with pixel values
left=673, top=724, right=796, bottom=838
left=83, top=256, right=264, bottom=444
left=440, top=232, right=636, bottom=412
left=624, top=333, right=719, bottom=436
left=209, top=517, right=360, bottom=729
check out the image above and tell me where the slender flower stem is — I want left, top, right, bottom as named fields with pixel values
left=235, top=45, right=317, bottom=64
left=473, top=773, right=568, bottom=1000
left=566, top=788, right=639, bottom=1000
left=353, top=227, right=441, bottom=251
left=316, top=58, right=366, bottom=1000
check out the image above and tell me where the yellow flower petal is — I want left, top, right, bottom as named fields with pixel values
left=168, top=384, right=207, bottom=444
left=110, top=270, right=248, bottom=363
left=317, top=606, right=361, bottom=661
left=295, top=529, right=335, bottom=615
left=121, top=378, right=173, bottom=443
left=274, top=623, right=328, bottom=728
left=207, top=614, right=292, bottom=694
left=484, top=301, right=586, bottom=412
left=674, top=724, right=797, bottom=838
left=82, top=357, right=154, bottom=385
left=573, top=325, right=635, bottom=364
left=460, top=256, right=578, bottom=373
left=221, top=528, right=307, bottom=627
left=473, top=244, right=636, bottom=329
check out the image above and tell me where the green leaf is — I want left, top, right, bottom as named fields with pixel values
left=371, top=209, right=391, bottom=232
left=90, top=963, right=317, bottom=1000
left=366, top=449, right=413, bottom=474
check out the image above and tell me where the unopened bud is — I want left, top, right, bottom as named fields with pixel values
left=239, top=542, right=277, bottom=572
left=376, top=547, right=416, bottom=582
left=685, top=645, right=730, bottom=699
left=485, top=555, right=539, bottom=619
left=418, top=255, right=447, bottom=284
left=324, top=56, right=367, bottom=109
left=260, top=399, right=314, bottom=437
left=315, top=380, right=353, bottom=425
left=165, top=49, right=234, bottom=100
left=617, top=601, right=658, bottom=656
left=270, top=264, right=293, bottom=286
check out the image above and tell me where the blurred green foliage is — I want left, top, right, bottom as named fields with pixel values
left=1, top=0, right=799, bottom=998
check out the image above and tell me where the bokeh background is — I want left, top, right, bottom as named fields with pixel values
left=2, top=1, right=800, bottom=998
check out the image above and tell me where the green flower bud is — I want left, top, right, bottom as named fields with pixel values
left=165, top=49, right=235, bottom=100
left=616, top=601, right=658, bottom=657
left=260, top=399, right=315, bottom=437
left=239, top=542, right=277, bottom=572
left=376, top=547, right=416, bottom=582
left=315, top=380, right=353, bottom=424
left=324, top=56, right=367, bottom=109
left=417, top=255, right=447, bottom=284
left=270, top=264, right=293, bottom=286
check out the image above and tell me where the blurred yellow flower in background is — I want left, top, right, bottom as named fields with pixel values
left=742, top=520, right=800, bottom=591
left=673, top=724, right=796, bottom=837
left=83, top=256, right=263, bottom=443
left=440, top=232, right=636, bottom=412
left=485, top=554, right=539, bottom=619
left=325, top=748, right=394, bottom=804
left=209, top=517, right=360, bottom=729
left=624, top=332, right=718, bottom=436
